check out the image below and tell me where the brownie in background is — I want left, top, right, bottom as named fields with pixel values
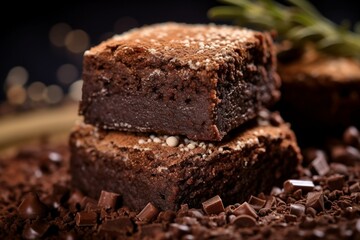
left=277, top=47, right=360, bottom=145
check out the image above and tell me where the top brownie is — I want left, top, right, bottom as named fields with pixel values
left=80, top=23, right=280, bottom=141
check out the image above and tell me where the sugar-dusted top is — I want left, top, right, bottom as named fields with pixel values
left=85, top=22, right=262, bottom=70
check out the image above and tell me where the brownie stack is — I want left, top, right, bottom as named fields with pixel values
left=70, top=22, right=302, bottom=211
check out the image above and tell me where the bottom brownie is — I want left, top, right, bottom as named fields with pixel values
left=70, top=115, right=302, bottom=211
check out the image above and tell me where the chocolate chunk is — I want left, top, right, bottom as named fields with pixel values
left=22, top=220, right=50, bottom=239
left=75, top=211, right=98, bottom=226
left=231, top=215, right=257, bottom=228
left=343, top=126, right=360, bottom=147
left=18, top=192, right=48, bottom=220
left=284, top=214, right=297, bottom=222
left=248, top=195, right=266, bottom=210
left=331, top=145, right=360, bottom=166
left=284, top=179, right=315, bottom=193
left=290, top=204, right=305, bottom=217
left=202, top=195, right=225, bottom=215
left=136, top=202, right=159, bottom=222
left=97, top=190, right=120, bottom=209
left=330, top=163, right=349, bottom=175
left=327, top=175, right=345, bottom=191
left=306, top=192, right=324, bottom=212
left=350, top=182, right=360, bottom=193
left=311, top=152, right=330, bottom=176
left=99, top=217, right=133, bottom=235
left=264, top=196, right=276, bottom=209
left=233, top=202, right=257, bottom=219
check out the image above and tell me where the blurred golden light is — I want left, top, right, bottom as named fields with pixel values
left=49, top=23, right=72, bottom=47
left=7, top=85, right=26, bottom=105
left=69, top=80, right=83, bottom=101
left=56, top=64, right=79, bottom=85
left=64, top=30, right=90, bottom=54
left=43, top=85, right=64, bottom=104
left=5, top=66, right=28, bottom=87
left=27, top=81, right=46, bottom=102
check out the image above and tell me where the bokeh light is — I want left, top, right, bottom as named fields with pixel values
left=27, top=81, right=46, bottom=102
left=43, top=85, right=64, bottom=104
left=69, top=80, right=83, bottom=101
left=7, top=85, right=26, bottom=105
left=5, top=66, right=28, bottom=87
left=56, top=64, right=79, bottom=85
left=49, top=23, right=72, bottom=47
left=65, top=30, right=90, bottom=54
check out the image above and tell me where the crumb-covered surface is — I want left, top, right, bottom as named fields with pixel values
left=80, top=22, right=280, bottom=141
left=70, top=113, right=301, bottom=211
left=1, top=125, right=360, bottom=239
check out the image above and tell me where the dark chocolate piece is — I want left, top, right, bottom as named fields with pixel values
left=343, top=126, right=360, bottom=147
left=75, top=211, right=98, bottom=226
left=18, top=192, right=48, bottom=220
left=136, top=202, right=159, bottom=222
left=233, top=202, right=257, bottom=219
left=283, top=180, right=314, bottom=194
left=80, top=23, right=280, bottom=141
left=350, top=182, right=360, bottom=193
left=326, top=175, right=345, bottom=191
left=310, top=152, right=330, bottom=176
left=231, top=215, right=257, bottom=228
left=97, top=190, right=120, bottom=209
left=306, top=192, right=324, bottom=212
left=202, top=195, right=225, bottom=215
left=248, top=195, right=266, bottom=211
left=70, top=120, right=301, bottom=211
left=22, top=220, right=50, bottom=239
left=289, top=204, right=305, bottom=217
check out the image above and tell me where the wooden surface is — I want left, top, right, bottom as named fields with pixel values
left=0, top=103, right=80, bottom=152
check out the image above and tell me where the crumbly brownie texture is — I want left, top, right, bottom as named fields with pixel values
left=277, top=48, right=360, bottom=142
left=80, top=23, right=280, bottom=141
left=1, top=126, right=360, bottom=239
left=70, top=114, right=301, bottom=211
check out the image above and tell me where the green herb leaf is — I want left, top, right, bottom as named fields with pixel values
left=208, top=0, right=360, bottom=59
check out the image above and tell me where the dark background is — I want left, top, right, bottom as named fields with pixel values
left=1, top=0, right=359, bottom=103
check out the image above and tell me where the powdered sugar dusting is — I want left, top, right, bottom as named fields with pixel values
left=92, top=23, right=259, bottom=71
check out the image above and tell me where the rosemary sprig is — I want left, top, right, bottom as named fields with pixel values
left=208, top=0, right=360, bottom=59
